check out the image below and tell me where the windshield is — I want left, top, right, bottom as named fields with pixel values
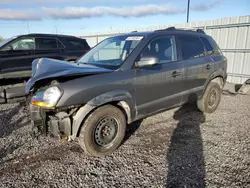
left=77, top=35, right=144, bottom=68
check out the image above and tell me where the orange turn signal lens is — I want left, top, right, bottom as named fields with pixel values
left=31, top=100, right=55, bottom=108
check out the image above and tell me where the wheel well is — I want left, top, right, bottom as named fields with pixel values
left=94, top=101, right=131, bottom=124
left=211, top=76, right=224, bottom=89
left=200, top=76, right=224, bottom=99
left=109, top=101, right=131, bottom=124
left=75, top=101, right=131, bottom=137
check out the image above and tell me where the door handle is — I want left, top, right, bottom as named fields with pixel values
left=172, top=71, right=182, bottom=78
left=206, top=64, right=211, bottom=70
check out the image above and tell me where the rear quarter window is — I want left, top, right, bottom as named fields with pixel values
left=178, top=35, right=205, bottom=60
left=201, top=36, right=223, bottom=56
left=66, top=38, right=90, bottom=50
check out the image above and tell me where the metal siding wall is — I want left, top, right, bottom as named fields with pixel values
left=80, top=15, right=250, bottom=84
left=243, top=53, right=250, bottom=79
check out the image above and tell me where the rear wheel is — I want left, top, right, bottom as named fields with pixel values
left=78, top=105, right=126, bottom=157
left=197, top=81, right=222, bottom=113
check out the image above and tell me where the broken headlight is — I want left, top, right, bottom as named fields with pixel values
left=31, top=86, right=62, bottom=108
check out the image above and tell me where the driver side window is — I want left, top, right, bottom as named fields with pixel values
left=140, top=35, right=177, bottom=64
left=3, top=37, right=35, bottom=51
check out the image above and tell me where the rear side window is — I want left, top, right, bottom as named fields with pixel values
left=201, top=36, right=222, bottom=55
left=66, top=39, right=90, bottom=49
left=200, top=37, right=213, bottom=55
left=35, top=38, right=64, bottom=49
left=178, top=35, right=205, bottom=60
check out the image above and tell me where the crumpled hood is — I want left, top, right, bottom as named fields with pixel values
left=25, top=58, right=113, bottom=94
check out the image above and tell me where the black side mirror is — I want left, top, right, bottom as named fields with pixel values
left=135, top=57, right=159, bottom=68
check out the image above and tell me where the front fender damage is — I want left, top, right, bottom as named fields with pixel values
left=70, top=99, right=134, bottom=141
left=71, top=104, right=96, bottom=140
left=30, top=90, right=135, bottom=141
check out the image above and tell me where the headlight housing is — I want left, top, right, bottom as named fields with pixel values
left=31, top=86, right=62, bottom=108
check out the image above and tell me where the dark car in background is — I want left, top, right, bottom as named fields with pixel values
left=0, top=33, right=90, bottom=80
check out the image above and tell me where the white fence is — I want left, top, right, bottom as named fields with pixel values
left=80, top=15, right=250, bottom=84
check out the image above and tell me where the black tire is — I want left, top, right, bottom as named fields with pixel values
left=197, top=81, right=222, bottom=113
left=78, top=105, right=126, bottom=157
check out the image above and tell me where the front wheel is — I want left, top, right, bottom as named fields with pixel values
left=197, top=81, right=222, bottom=113
left=78, top=105, right=126, bottom=157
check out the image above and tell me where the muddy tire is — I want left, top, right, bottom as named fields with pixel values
left=78, top=105, right=126, bottom=157
left=197, top=81, right=222, bottom=113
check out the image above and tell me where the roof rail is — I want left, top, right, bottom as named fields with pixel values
left=154, top=26, right=206, bottom=34
left=166, top=27, right=176, bottom=31
left=196, top=29, right=205, bottom=34
left=154, top=27, right=176, bottom=32
left=176, top=27, right=206, bottom=34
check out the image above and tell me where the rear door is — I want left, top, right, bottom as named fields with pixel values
left=134, top=35, right=185, bottom=117
left=200, top=36, right=226, bottom=73
left=177, top=35, right=214, bottom=103
left=33, top=37, right=65, bottom=60
left=0, top=37, right=35, bottom=79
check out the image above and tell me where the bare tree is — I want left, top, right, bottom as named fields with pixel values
left=0, top=36, right=4, bottom=42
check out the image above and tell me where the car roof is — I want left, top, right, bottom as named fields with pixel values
left=15, top=33, right=84, bottom=39
left=113, top=27, right=207, bottom=38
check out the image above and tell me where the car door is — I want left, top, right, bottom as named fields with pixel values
left=33, top=37, right=65, bottom=60
left=177, top=35, right=214, bottom=103
left=0, top=37, right=35, bottom=78
left=134, top=35, right=185, bottom=117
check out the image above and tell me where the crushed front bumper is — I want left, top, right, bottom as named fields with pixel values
left=29, top=104, right=72, bottom=138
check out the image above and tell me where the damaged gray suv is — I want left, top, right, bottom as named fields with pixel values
left=26, top=27, right=227, bottom=156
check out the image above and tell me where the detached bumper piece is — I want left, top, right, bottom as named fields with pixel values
left=29, top=104, right=72, bottom=139
left=0, top=88, right=5, bottom=104
left=48, top=114, right=71, bottom=139
left=0, top=86, right=26, bottom=104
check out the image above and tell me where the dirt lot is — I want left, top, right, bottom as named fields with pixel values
left=0, top=93, right=249, bottom=188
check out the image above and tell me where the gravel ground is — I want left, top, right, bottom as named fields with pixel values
left=0, top=94, right=249, bottom=188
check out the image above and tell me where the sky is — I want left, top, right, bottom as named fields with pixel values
left=0, top=0, right=249, bottom=38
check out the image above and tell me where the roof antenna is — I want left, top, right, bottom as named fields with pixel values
left=26, top=22, right=30, bottom=33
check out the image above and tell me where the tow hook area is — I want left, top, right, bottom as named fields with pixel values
left=48, top=113, right=71, bottom=140
left=30, top=104, right=79, bottom=141
left=48, top=109, right=78, bottom=140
